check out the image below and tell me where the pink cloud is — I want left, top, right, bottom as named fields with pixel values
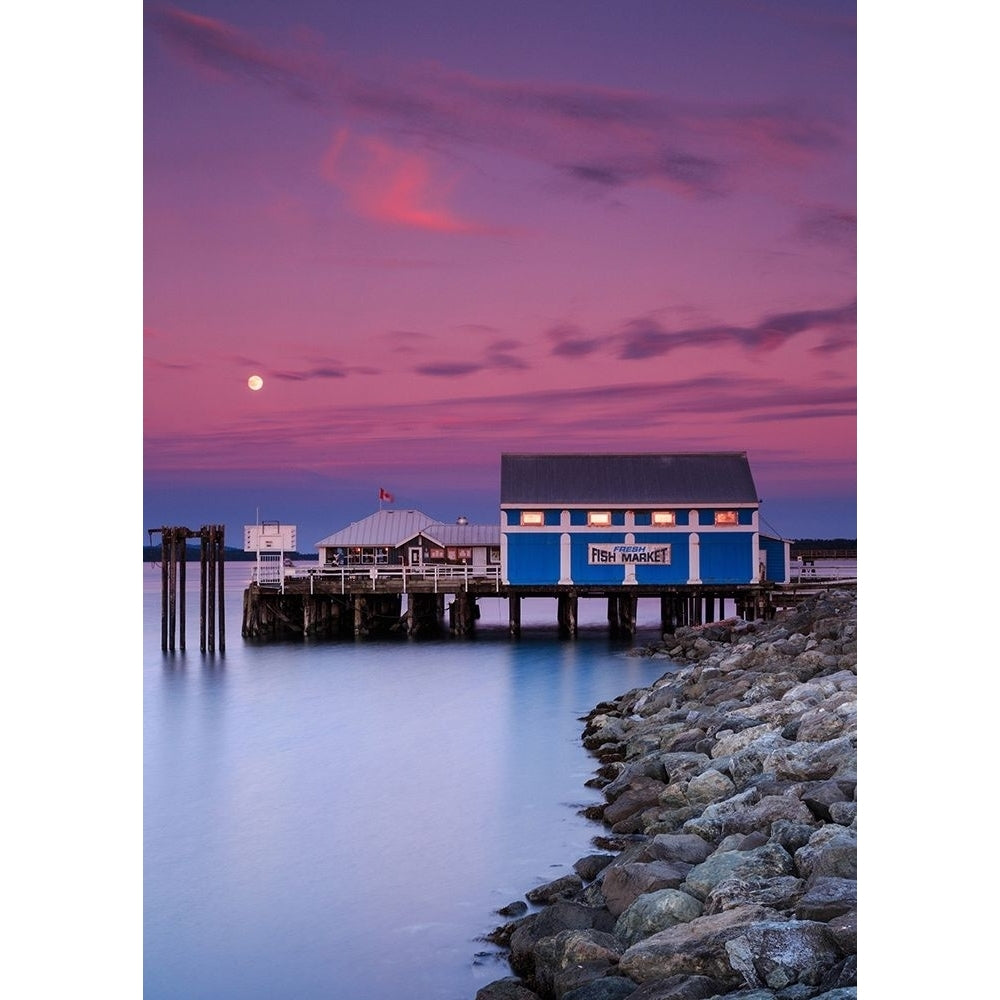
left=321, top=129, right=488, bottom=233
left=150, top=5, right=850, bottom=203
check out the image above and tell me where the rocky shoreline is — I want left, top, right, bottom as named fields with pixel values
left=477, top=590, right=857, bottom=1000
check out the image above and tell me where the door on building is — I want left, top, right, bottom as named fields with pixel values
left=409, top=547, right=423, bottom=567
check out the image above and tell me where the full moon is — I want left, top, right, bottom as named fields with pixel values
left=247, top=375, right=263, bottom=391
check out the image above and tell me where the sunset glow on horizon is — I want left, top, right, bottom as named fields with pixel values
left=144, top=1, right=857, bottom=545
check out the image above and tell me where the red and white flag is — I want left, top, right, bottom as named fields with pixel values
left=378, top=488, right=394, bottom=502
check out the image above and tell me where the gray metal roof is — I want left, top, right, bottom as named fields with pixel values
left=421, top=522, right=500, bottom=546
left=500, top=453, right=759, bottom=505
left=315, top=509, right=435, bottom=549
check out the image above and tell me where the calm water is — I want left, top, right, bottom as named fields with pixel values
left=144, top=564, right=677, bottom=1000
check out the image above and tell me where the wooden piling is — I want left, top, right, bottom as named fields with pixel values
left=557, top=592, right=578, bottom=637
left=216, top=525, right=225, bottom=652
left=178, top=534, right=187, bottom=650
left=508, top=594, right=521, bottom=638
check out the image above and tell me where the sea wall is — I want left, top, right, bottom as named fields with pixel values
left=478, top=590, right=857, bottom=1000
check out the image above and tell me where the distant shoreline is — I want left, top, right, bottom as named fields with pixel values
left=142, top=546, right=316, bottom=563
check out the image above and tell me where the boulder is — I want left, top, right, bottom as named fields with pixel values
left=600, top=860, right=692, bottom=917
left=575, top=854, right=617, bottom=882
left=617, top=904, right=776, bottom=988
left=685, top=768, right=736, bottom=806
left=510, top=902, right=616, bottom=978
left=645, top=834, right=714, bottom=866
left=625, top=973, right=726, bottom=998
left=603, top=778, right=669, bottom=826
left=602, top=758, right=669, bottom=801
left=682, top=844, right=795, bottom=901
left=794, top=877, right=857, bottom=922
left=614, top=888, right=704, bottom=946
left=827, top=910, right=857, bottom=955
left=724, top=920, right=842, bottom=989
left=702, top=875, right=804, bottom=916
left=793, top=827, right=857, bottom=882
left=717, top=794, right=815, bottom=838
left=475, top=978, right=542, bottom=1000
left=532, top=929, right=623, bottom=999
left=527, top=874, right=586, bottom=905
left=561, top=978, right=638, bottom=1000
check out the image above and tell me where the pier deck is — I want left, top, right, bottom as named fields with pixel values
left=239, top=563, right=832, bottom=640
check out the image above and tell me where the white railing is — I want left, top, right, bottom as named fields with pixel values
left=788, top=560, right=857, bottom=585
left=284, top=563, right=503, bottom=593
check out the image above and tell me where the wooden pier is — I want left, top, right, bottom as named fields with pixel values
left=239, top=565, right=786, bottom=640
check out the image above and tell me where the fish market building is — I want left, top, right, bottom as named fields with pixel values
left=499, top=452, right=789, bottom=587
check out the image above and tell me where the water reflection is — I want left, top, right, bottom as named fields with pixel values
left=144, top=565, right=676, bottom=1000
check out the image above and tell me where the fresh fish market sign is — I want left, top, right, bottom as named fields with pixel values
left=588, top=543, right=671, bottom=565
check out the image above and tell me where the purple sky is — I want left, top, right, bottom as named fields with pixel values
left=143, top=0, right=857, bottom=545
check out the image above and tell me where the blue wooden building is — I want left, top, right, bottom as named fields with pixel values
left=500, top=452, right=789, bottom=587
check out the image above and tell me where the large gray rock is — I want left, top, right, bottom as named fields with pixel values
left=793, top=826, right=857, bottom=882
left=702, top=875, right=804, bottom=916
left=475, top=977, right=542, bottom=1000
left=658, top=752, right=715, bottom=783
left=601, top=860, right=692, bottom=917
left=614, top=887, right=704, bottom=946
left=681, top=788, right=760, bottom=842
left=724, top=920, right=842, bottom=989
left=532, top=929, right=623, bottom=999
left=827, top=910, right=857, bottom=955
left=727, top=734, right=795, bottom=786
left=562, top=978, right=638, bottom=1000
left=795, top=877, right=857, bottom=922
left=645, top=834, right=715, bottom=866
left=527, top=873, right=585, bottom=904
left=603, top=778, right=669, bottom=827
left=617, top=904, right=775, bottom=987
left=575, top=854, right=617, bottom=882
left=682, top=844, right=795, bottom=902
left=716, top=794, right=815, bottom=838
left=509, top=902, right=615, bottom=978
left=601, top=757, right=669, bottom=801
left=765, top=736, right=857, bottom=783
left=686, top=768, right=736, bottom=806
left=625, top=973, right=725, bottom=998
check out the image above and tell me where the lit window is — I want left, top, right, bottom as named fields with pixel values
left=715, top=510, right=738, bottom=525
left=651, top=511, right=675, bottom=526
left=587, top=511, right=612, bottom=527
left=521, top=511, right=544, bottom=526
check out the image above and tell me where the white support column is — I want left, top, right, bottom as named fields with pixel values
left=559, top=532, right=573, bottom=585
left=623, top=532, right=637, bottom=585
left=688, top=532, right=702, bottom=584
left=500, top=530, right=509, bottom=584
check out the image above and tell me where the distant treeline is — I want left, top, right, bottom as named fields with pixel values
left=143, top=539, right=856, bottom=562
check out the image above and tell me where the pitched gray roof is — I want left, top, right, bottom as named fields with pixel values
left=500, top=453, right=759, bottom=505
left=315, top=509, right=435, bottom=549
left=421, top=522, right=500, bottom=546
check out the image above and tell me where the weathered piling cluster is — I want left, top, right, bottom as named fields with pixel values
left=153, top=524, right=226, bottom=652
left=479, top=591, right=857, bottom=1000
